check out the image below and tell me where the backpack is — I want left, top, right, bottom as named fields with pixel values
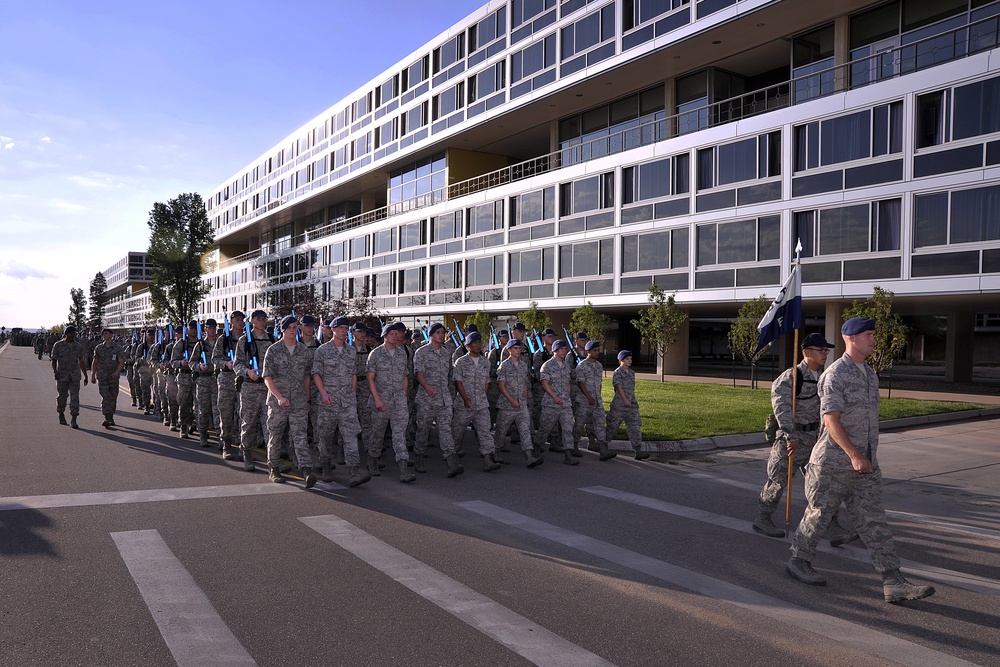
left=763, top=368, right=813, bottom=443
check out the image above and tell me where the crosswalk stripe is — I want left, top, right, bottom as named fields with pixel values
left=457, top=500, right=979, bottom=667
left=0, top=483, right=299, bottom=512
left=581, top=485, right=1000, bottom=598
left=112, top=529, right=258, bottom=667
left=299, top=514, right=617, bottom=667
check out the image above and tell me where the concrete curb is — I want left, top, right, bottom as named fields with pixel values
left=609, top=407, right=1000, bottom=455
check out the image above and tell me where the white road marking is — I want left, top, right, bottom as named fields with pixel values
left=581, top=485, right=1000, bottom=598
left=299, top=514, right=617, bottom=667
left=0, top=483, right=298, bottom=512
left=111, top=529, right=257, bottom=667
left=458, top=500, right=979, bottom=667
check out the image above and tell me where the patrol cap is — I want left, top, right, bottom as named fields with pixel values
left=330, top=316, right=350, bottom=328
left=801, top=332, right=834, bottom=349
left=65, top=325, right=77, bottom=333
left=552, top=339, right=568, bottom=351
left=576, top=331, right=589, bottom=340
left=250, top=309, right=268, bottom=320
left=204, top=318, right=217, bottom=328
left=381, top=323, right=396, bottom=337
left=513, top=322, right=527, bottom=331
left=300, top=315, right=316, bottom=326
left=279, top=315, right=298, bottom=331
left=497, top=329, right=509, bottom=338
left=585, top=340, right=600, bottom=351
left=352, top=322, right=366, bottom=332
left=428, top=322, right=445, bottom=336
left=541, top=328, right=556, bottom=336
left=229, top=310, right=245, bottom=319
left=504, top=338, right=519, bottom=350
left=841, top=317, right=876, bottom=336
left=403, top=330, right=413, bottom=340
left=187, top=320, right=199, bottom=328
left=466, top=331, right=482, bottom=344
left=617, top=349, right=633, bottom=361
left=466, top=324, right=479, bottom=333
left=392, top=321, right=406, bottom=333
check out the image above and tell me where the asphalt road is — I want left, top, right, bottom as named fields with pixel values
left=2, top=342, right=998, bottom=667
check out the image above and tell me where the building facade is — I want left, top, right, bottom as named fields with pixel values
left=103, top=252, right=154, bottom=332
left=197, top=0, right=1000, bottom=380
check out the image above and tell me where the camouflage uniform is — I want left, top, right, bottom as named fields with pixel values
left=494, top=356, right=534, bottom=455
left=262, top=340, right=313, bottom=471
left=606, top=365, right=643, bottom=452
left=413, top=343, right=457, bottom=458
left=366, top=343, right=410, bottom=464
left=135, top=339, right=154, bottom=411
left=791, top=354, right=900, bottom=573
left=531, top=347, right=551, bottom=428
left=93, top=340, right=125, bottom=422
left=355, top=341, right=373, bottom=442
left=451, top=352, right=495, bottom=457
left=234, top=332, right=273, bottom=463
left=574, top=356, right=608, bottom=449
left=191, top=337, right=220, bottom=445
left=301, top=336, right=323, bottom=467
left=51, top=337, right=86, bottom=418
left=163, top=338, right=180, bottom=428
left=534, top=355, right=575, bottom=452
left=170, top=336, right=199, bottom=432
left=312, top=340, right=363, bottom=467
left=211, top=331, right=241, bottom=452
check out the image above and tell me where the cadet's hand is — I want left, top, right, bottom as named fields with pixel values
left=553, top=396, right=563, bottom=405
left=374, top=397, right=386, bottom=411
left=83, top=376, right=89, bottom=386
left=623, top=398, right=631, bottom=408
left=247, top=370, right=259, bottom=381
left=850, top=453, right=872, bottom=473
left=509, top=398, right=520, bottom=409
left=425, top=386, right=437, bottom=398
left=226, top=361, right=234, bottom=370
left=786, top=439, right=799, bottom=454
left=91, top=374, right=97, bottom=384
left=588, top=396, right=596, bottom=406
left=464, top=398, right=473, bottom=409
left=276, top=396, right=290, bottom=407
left=321, top=391, right=332, bottom=405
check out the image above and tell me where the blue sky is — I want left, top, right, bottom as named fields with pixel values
left=0, top=0, right=484, bottom=330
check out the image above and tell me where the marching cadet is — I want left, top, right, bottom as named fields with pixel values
left=163, top=327, right=183, bottom=431
left=452, top=331, right=503, bottom=474
left=262, top=315, right=316, bottom=487
left=366, top=322, right=415, bottom=483
left=605, top=350, right=648, bottom=460
left=311, top=316, right=371, bottom=487
left=354, top=322, right=373, bottom=446
left=495, top=337, right=542, bottom=468
left=211, top=310, right=244, bottom=461
left=534, top=339, right=579, bottom=466
left=233, top=310, right=275, bottom=472
left=574, top=340, right=617, bottom=461
left=135, top=329, right=155, bottom=414
left=191, top=319, right=220, bottom=448
left=486, top=328, right=509, bottom=427
left=570, top=332, right=590, bottom=455
left=91, top=328, right=126, bottom=429
left=51, top=325, right=89, bottom=429
left=298, top=315, right=325, bottom=472
left=124, top=334, right=138, bottom=407
left=170, top=321, right=200, bottom=439
left=412, top=322, right=460, bottom=476
left=531, top=328, right=556, bottom=429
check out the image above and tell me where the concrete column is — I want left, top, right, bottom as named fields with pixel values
left=833, top=16, right=850, bottom=93
left=945, top=309, right=974, bottom=383
left=658, top=317, right=689, bottom=376
left=825, top=301, right=845, bottom=358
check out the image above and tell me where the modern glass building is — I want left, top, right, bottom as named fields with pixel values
left=197, top=0, right=1000, bottom=380
left=103, top=252, right=154, bottom=331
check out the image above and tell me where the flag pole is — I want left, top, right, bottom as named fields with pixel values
left=785, top=239, right=803, bottom=526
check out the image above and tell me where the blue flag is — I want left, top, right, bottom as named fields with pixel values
left=753, top=264, right=802, bottom=358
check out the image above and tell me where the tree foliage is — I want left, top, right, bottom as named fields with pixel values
left=516, top=301, right=553, bottom=333
left=631, top=285, right=687, bottom=378
left=147, top=193, right=214, bottom=325
left=843, top=285, right=908, bottom=374
left=68, top=287, right=87, bottom=330
left=88, top=272, right=108, bottom=329
left=569, top=301, right=611, bottom=345
left=728, top=295, right=771, bottom=363
left=464, top=309, right=494, bottom=336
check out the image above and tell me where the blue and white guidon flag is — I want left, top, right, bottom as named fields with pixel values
left=752, top=264, right=802, bottom=359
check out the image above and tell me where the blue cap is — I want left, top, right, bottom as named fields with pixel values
left=576, top=331, right=589, bottom=340
left=330, top=316, right=350, bottom=328
left=187, top=320, right=199, bottom=329
left=466, top=324, right=479, bottom=333
left=841, top=317, right=876, bottom=336
left=428, top=322, right=445, bottom=335
left=513, top=322, right=527, bottom=331
left=801, top=332, right=834, bottom=349
left=498, top=329, right=509, bottom=338
left=504, top=338, right=519, bottom=350
left=552, top=340, right=568, bottom=351
left=204, top=318, right=217, bottom=327
left=279, top=315, right=298, bottom=331
left=65, top=325, right=77, bottom=334
left=250, top=309, right=268, bottom=320
left=300, top=315, right=316, bottom=326
left=585, top=340, right=600, bottom=351
left=352, top=322, right=366, bottom=332
left=466, top=331, right=482, bottom=343
left=230, top=310, right=245, bottom=319
left=392, top=321, right=406, bottom=333
left=617, top=350, right=632, bottom=361
left=381, top=323, right=395, bottom=337
left=541, top=328, right=556, bottom=336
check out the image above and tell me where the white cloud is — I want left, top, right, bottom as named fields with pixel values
left=3, top=142, right=14, bottom=149
left=0, top=259, right=56, bottom=280
left=40, top=136, right=52, bottom=142
left=0, top=135, right=11, bottom=142
left=47, top=199, right=88, bottom=212
left=67, top=173, right=123, bottom=189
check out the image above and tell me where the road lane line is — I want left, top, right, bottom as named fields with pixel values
left=458, top=500, right=979, bottom=667
left=111, top=529, right=257, bottom=667
left=581, top=485, right=1000, bottom=598
left=0, top=483, right=299, bottom=512
left=299, top=514, right=617, bottom=667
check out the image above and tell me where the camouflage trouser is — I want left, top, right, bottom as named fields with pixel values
left=307, top=387, right=323, bottom=464
left=165, top=374, right=179, bottom=426
left=56, top=378, right=81, bottom=417
left=606, top=400, right=642, bottom=451
left=153, top=370, right=165, bottom=413
left=217, top=371, right=239, bottom=447
left=318, top=406, right=362, bottom=468
left=239, top=383, right=269, bottom=454
left=575, top=400, right=607, bottom=448
left=452, top=403, right=494, bottom=456
left=97, top=375, right=120, bottom=419
left=535, top=403, right=574, bottom=451
left=357, top=380, right=372, bottom=439
left=176, top=373, right=195, bottom=428
left=266, top=403, right=311, bottom=470
left=414, top=396, right=456, bottom=458
left=137, top=368, right=153, bottom=409
left=406, top=387, right=417, bottom=450
left=196, top=376, right=218, bottom=437
left=531, top=383, right=544, bottom=429
left=758, top=431, right=818, bottom=516
left=367, top=397, right=409, bottom=463
left=488, top=384, right=501, bottom=428
left=791, top=466, right=901, bottom=573
left=494, top=404, right=533, bottom=453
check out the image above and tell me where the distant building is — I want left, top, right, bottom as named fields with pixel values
left=102, top=252, right=154, bottom=332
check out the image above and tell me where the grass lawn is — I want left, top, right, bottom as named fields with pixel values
left=600, top=378, right=990, bottom=441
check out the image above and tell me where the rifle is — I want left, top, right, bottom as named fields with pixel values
left=245, top=318, right=259, bottom=372
left=415, top=318, right=430, bottom=343
left=452, top=318, right=466, bottom=345
left=562, top=326, right=583, bottom=362
left=223, top=309, right=234, bottom=361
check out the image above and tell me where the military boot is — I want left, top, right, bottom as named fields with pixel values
left=70, top=415, right=79, bottom=429
left=445, top=454, right=465, bottom=478
left=200, top=432, right=210, bottom=448
left=882, top=569, right=935, bottom=603
left=222, top=443, right=238, bottom=461
left=482, top=455, right=501, bottom=472
left=785, top=558, right=826, bottom=586
left=563, top=451, right=580, bottom=466
left=180, top=425, right=189, bottom=439
left=414, top=454, right=428, bottom=473
left=633, top=447, right=650, bottom=460
left=268, top=467, right=286, bottom=484
left=398, top=460, right=416, bottom=483
left=321, top=464, right=336, bottom=483
left=525, top=450, right=544, bottom=468
left=598, top=441, right=618, bottom=461
left=492, top=450, right=509, bottom=465
left=570, top=446, right=583, bottom=457
left=347, top=466, right=371, bottom=488
left=752, top=509, right=785, bottom=538
left=827, top=521, right=859, bottom=548
left=58, top=412, right=67, bottom=425
left=301, top=467, right=317, bottom=489
left=242, top=449, right=256, bottom=472
left=367, top=456, right=381, bottom=477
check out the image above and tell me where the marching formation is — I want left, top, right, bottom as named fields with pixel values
left=42, top=312, right=650, bottom=488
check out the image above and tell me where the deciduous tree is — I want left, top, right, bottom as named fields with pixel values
left=631, top=285, right=687, bottom=381
left=88, top=272, right=108, bottom=329
left=843, top=286, right=908, bottom=375
left=68, top=287, right=87, bottom=330
left=147, top=193, right=214, bottom=325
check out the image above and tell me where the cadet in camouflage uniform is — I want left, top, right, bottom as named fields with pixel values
left=452, top=332, right=502, bottom=474
left=164, top=327, right=183, bottom=430
left=354, top=323, right=373, bottom=445
left=50, top=326, right=89, bottom=428
left=170, top=321, right=201, bottom=438
left=486, top=328, right=509, bottom=427
left=297, top=315, right=324, bottom=469
left=233, top=310, right=274, bottom=472
left=534, top=340, right=579, bottom=466
left=787, top=318, right=935, bottom=603
left=212, top=310, right=244, bottom=460
left=574, top=341, right=617, bottom=461
left=191, top=319, right=220, bottom=448
left=312, top=316, right=370, bottom=487
left=148, top=330, right=165, bottom=418
left=495, top=338, right=543, bottom=468
left=366, top=322, right=415, bottom=483
left=262, top=315, right=316, bottom=487
left=753, top=333, right=856, bottom=543
left=412, top=322, right=459, bottom=475
left=605, top=350, right=648, bottom=460
left=125, top=334, right=139, bottom=407
left=135, top=329, right=155, bottom=413
left=531, top=329, right=556, bottom=429
left=91, top=328, right=126, bottom=429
